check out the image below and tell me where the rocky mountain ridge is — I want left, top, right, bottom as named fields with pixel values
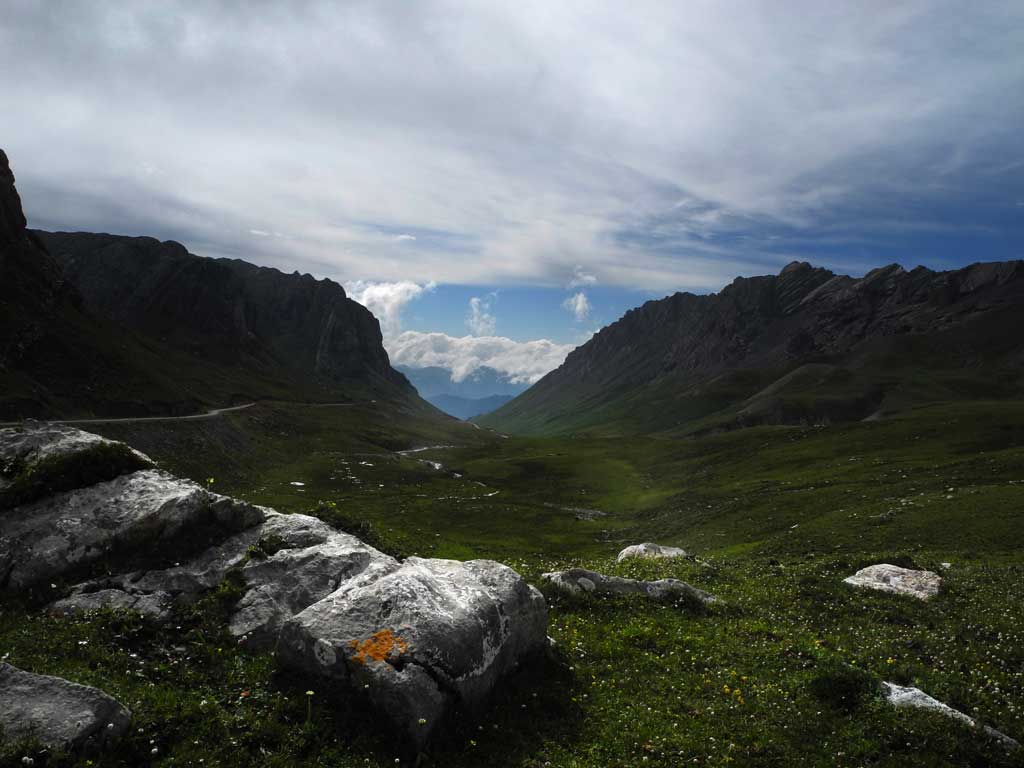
left=0, top=150, right=417, bottom=419
left=40, top=231, right=407, bottom=393
left=480, top=259, right=1024, bottom=435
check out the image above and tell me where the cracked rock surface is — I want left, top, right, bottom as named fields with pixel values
left=1, top=425, right=548, bottom=749
left=616, top=542, right=690, bottom=562
left=843, top=564, right=942, bottom=600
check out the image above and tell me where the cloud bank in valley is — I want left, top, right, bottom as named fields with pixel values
left=345, top=281, right=574, bottom=384
left=387, top=331, right=574, bottom=385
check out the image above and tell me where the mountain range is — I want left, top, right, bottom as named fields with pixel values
left=479, top=259, right=1024, bottom=435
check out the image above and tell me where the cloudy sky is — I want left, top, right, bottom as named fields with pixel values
left=3, top=1, right=1023, bottom=384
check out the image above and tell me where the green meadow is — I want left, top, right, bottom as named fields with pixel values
left=2, top=399, right=1023, bottom=767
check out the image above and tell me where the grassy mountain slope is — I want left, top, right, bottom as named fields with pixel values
left=479, top=261, right=1024, bottom=436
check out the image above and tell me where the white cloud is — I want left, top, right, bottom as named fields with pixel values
left=394, top=234, right=416, bottom=242
left=568, top=265, right=597, bottom=288
left=562, top=291, right=591, bottom=322
left=344, top=280, right=435, bottom=338
left=466, top=296, right=496, bottom=336
left=388, top=331, right=574, bottom=384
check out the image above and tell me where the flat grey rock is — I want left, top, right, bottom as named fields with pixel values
left=48, top=588, right=172, bottom=618
left=843, top=564, right=942, bottom=600
left=542, top=567, right=716, bottom=605
left=616, top=542, right=689, bottom=562
left=278, top=556, right=547, bottom=748
left=0, top=469, right=266, bottom=591
left=0, top=663, right=131, bottom=751
left=882, top=682, right=1019, bottom=749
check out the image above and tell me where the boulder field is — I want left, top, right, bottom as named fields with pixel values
left=0, top=424, right=548, bottom=751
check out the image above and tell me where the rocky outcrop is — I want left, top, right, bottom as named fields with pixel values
left=0, top=468, right=265, bottom=593
left=882, top=682, right=1019, bottom=750
left=843, top=564, right=942, bottom=600
left=541, top=567, right=715, bottom=605
left=616, top=542, right=690, bottom=562
left=1, top=424, right=547, bottom=750
left=279, top=557, right=548, bottom=747
left=0, top=663, right=131, bottom=752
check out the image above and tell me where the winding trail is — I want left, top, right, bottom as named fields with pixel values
left=0, top=401, right=362, bottom=428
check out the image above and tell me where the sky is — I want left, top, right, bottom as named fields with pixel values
left=3, top=1, right=1023, bottom=386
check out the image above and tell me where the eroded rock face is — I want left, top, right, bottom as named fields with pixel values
left=278, top=557, right=548, bottom=747
left=542, top=567, right=716, bottom=605
left=0, top=469, right=265, bottom=592
left=228, top=513, right=400, bottom=645
left=616, top=542, right=689, bottom=563
left=882, top=682, right=1019, bottom=750
left=843, top=564, right=942, bottom=600
left=0, top=663, right=131, bottom=751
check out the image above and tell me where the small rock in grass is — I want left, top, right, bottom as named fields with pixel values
left=542, top=567, right=716, bottom=606
left=882, top=682, right=1019, bottom=750
left=0, top=663, right=131, bottom=752
left=615, top=542, right=689, bottom=563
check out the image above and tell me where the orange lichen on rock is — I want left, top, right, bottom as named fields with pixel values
left=349, top=629, right=409, bottom=665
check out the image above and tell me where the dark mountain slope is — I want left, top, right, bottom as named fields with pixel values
left=0, top=150, right=200, bottom=419
left=479, top=260, right=1024, bottom=436
left=0, top=149, right=416, bottom=419
left=40, top=231, right=407, bottom=395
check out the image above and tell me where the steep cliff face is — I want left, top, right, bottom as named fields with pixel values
left=40, top=232, right=408, bottom=392
left=0, top=149, right=414, bottom=419
left=481, top=260, right=1024, bottom=435
left=0, top=150, right=184, bottom=419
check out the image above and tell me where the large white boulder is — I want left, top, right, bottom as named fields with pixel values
left=843, top=564, right=942, bottom=600
left=0, top=663, right=131, bottom=751
left=278, top=556, right=548, bottom=748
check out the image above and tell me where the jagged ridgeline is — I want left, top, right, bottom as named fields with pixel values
left=0, top=149, right=416, bottom=420
left=479, top=259, right=1024, bottom=436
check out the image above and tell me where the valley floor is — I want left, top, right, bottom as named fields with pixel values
left=3, top=400, right=1023, bottom=767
